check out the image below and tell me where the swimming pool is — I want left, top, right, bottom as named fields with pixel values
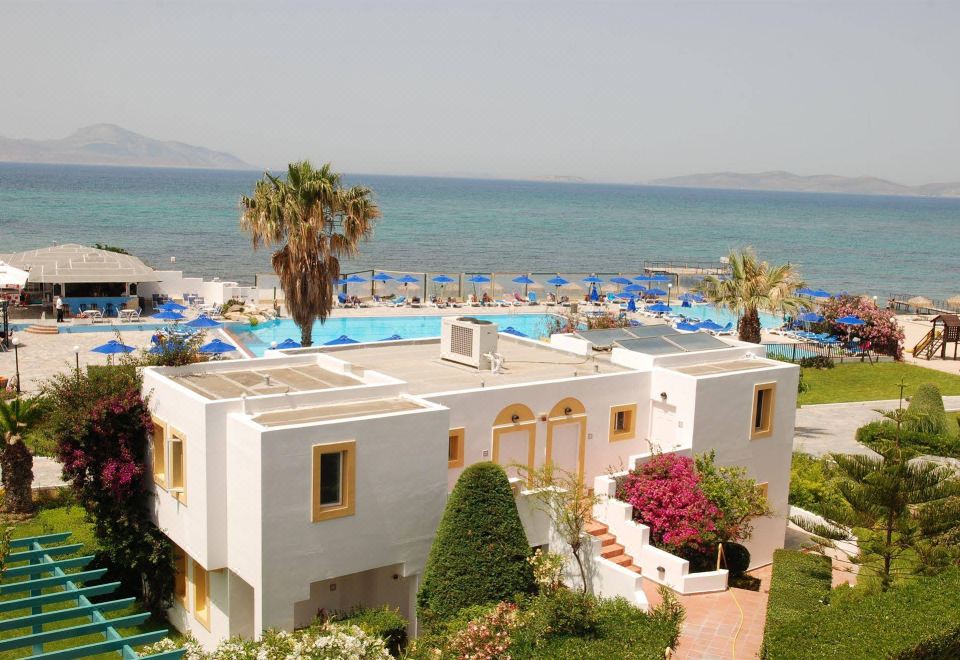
left=231, top=313, right=562, bottom=356
left=10, top=322, right=159, bottom=334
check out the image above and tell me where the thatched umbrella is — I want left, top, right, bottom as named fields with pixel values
left=946, top=295, right=960, bottom=310
left=908, top=295, right=933, bottom=311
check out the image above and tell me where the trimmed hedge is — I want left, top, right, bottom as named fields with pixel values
left=762, top=552, right=960, bottom=659
left=416, top=462, right=535, bottom=623
left=332, top=605, right=408, bottom=656
left=760, top=550, right=832, bottom=659
left=856, top=420, right=960, bottom=459
left=907, top=383, right=950, bottom=436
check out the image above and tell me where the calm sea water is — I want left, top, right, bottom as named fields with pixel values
left=2, top=163, right=958, bottom=298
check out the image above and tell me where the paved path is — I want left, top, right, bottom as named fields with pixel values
left=794, top=396, right=960, bottom=457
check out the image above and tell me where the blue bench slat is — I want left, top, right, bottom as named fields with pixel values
left=0, top=597, right=136, bottom=632
left=0, top=612, right=151, bottom=651
left=8, top=532, right=72, bottom=549
left=4, top=544, right=85, bottom=563
left=0, top=582, right=121, bottom=613
left=0, top=568, right=107, bottom=595
left=2, top=555, right=95, bottom=578
left=25, top=629, right=169, bottom=660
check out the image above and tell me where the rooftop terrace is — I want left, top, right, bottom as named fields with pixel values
left=671, top=359, right=777, bottom=376
left=170, top=363, right=361, bottom=400
left=252, top=397, right=425, bottom=426
left=303, top=337, right=630, bottom=394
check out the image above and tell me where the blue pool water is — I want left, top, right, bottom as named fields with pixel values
left=11, top=322, right=158, bottom=334
left=232, top=307, right=781, bottom=356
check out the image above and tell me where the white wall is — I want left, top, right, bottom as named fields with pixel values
left=139, top=270, right=255, bottom=306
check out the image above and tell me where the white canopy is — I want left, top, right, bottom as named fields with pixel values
left=0, top=260, right=29, bottom=289
left=0, top=244, right=160, bottom=284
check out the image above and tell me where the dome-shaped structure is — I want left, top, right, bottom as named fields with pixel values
left=0, top=243, right=159, bottom=283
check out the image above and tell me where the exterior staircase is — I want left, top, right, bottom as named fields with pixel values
left=25, top=324, right=59, bottom=335
left=586, top=520, right=642, bottom=574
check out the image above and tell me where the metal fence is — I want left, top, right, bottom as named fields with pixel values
left=765, top=341, right=894, bottom=364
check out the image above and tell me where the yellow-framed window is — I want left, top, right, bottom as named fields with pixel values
left=311, top=441, right=356, bottom=522
left=151, top=418, right=166, bottom=487
left=751, top=383, right=777, bottom=440
left=169, top=430, right=187, bottom=504
left=609, top=404, right=637, bottom=442
left=193, top=561, right=210, bottom=629
left=757, top=482, right=769, bottom=499
left=448, top=428, right=465, bottom=468
left=173, top=546, right=188, bottom=608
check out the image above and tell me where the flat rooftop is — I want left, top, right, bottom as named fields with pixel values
left=671, top=359, right=778, bottom=377
left=252, top=397, right=424, bottom=427
left=171, top=363, right=361, bottom=400
left=318, top=338, right=629, bottom=394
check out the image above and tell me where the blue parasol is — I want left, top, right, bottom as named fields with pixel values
left=647, top=302, right=673, bottom=313
left=152, top=310, right=186, bottom=321
left=345, top=275, right=367, bottom=284
left=646, top=288, right=668, bottom=297
left=371, top=273, right=394, bottom=282
left=275, top=338, right=302, bottom=349
left=397, top=274, right=420, bottom=284
left=324, top=334, right=359, bottom=346
left=468, top=275, right=491, bottom=283
left=798, top=312, right=824, bottom=323
left=610, top=276, right=632, bottom=285
left=512, top=275, right=535, bottom=284
left=91, top=339, right=136, bottom=354
left=836, top=315, right=865, bottom=326
left=186, top=314, right=223, bottom=329
left=501, top=326, right=529, bottom=338
left=157, top=302, right=188, bottom=312
left=200, top=338, right=238, bottom=354
left=624, top=283, right=645, bottom=293
left=432, top=275, right=455, bottom=283
left=582, top=275, right=603, bottom=284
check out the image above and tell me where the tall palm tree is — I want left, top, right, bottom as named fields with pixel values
left=0, top=396, right=45, bottom=513
left=240, top=162, right=381, bottom=346
left=696, top=248, right=806, bottom=343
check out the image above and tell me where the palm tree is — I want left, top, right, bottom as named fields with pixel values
left=0, top=396, right=45, bottom=513
left=240, top=161, right=381, bottom=346
left=696, top=248, right=806, bottom=343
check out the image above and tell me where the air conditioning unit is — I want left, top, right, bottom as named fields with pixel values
left=441, top=316, right=499, bottom=369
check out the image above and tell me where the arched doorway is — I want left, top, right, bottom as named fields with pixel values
left=545, top=397, right=587, bottom=481
left=492, top=403, right=536, bottom=483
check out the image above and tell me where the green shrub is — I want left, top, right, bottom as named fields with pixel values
left=760, top=550, right=832, bottom=659
left=906, top=383, right=950, bottom=436
left=331, top=605, right=408, bottom=656
left=799, top=355, right=834, bottom=369
left=763, top=565, right=960, bottom=659
left=517, top=589, right=599, bottom=638
left=856, top=420, right=960, bottom=459
left=788, top=452, right=849, bottom=516
left=721, top=542, right=750, bottom=576
left=416, top=462, right=535, bottom=624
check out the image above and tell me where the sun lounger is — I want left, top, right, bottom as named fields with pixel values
left=528, top=292, right=538, bottom=305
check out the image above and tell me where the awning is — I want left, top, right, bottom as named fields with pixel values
left=0, top=261, right=29, bottom=289
left=0, top=244, right=160, bottom=284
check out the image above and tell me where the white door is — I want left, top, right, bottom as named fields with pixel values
left=549, top=421, right=582, bottom=479
left=650, top=402, right=677, bottom=448
left=497, top=429, right=532, bottom=479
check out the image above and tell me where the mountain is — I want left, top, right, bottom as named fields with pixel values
left=0, top=124, right=252, bottom=170
left=651, top=170, right=960, bottom=198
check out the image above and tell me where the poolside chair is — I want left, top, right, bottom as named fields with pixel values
left=391, top=296, right=406, bottom=307
left=715, top=322, right=735, bottom=336
left=527, top=291, right=538, bottom=305
left=513, top=292, right=527, bottom=305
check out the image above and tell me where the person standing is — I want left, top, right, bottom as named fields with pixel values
left=55, top=295, right=64, bottom=323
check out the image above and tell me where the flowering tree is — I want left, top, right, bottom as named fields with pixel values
left=446, top=602, right=521, bottom=660
left=818, top=295, right=904, bottom=359
left=44, top=366, right=172, bottom=611
left=617, top=454, right=722, bottom=556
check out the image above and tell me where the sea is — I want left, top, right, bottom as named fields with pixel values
left=1, top=162, right=959, bottom=299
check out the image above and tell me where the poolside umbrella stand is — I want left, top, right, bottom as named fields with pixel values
left=468, top=274, right=491, bottom=298
left=397, top=274, right=419, bottom=299
left=371, top=272, right=394, bottom=297
left=512, top=275, right=536, bottom=298
left=546, top=276, right=569, bottom=302
left=157, top=301, right=188, bottom=312
left=186, top=314, right=223, bottom=329
left=200, top=338, right=238, bottom=355
left=432, top=275, right=455, bottom=299
left=92, top=339, right=136, bottom=364
left=152, top=310, right=186, bottom=321
left=647, top=302, right=672, bottom=314
left=836, top=315, right=868, bottom=360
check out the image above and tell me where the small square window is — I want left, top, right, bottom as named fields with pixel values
left=757, top=482, right=769, bottom=499
left=173, top=546, right=188, bottom=608
left=609, top=404, right=637, bottom=442
left=312, top=441, right=356, bottom=522
left=151, top=418, right=166, bottom=487
left=169, top=431, right=187, bottom=504
left=751, top=384, right=776, bottom=439
left=448, top=428, right=465, bottom=468
left=193, top=561, right=210, bottom=630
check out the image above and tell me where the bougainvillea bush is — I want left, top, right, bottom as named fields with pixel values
left=818, top=295, right=904, bottom=359
left=617, top=452, right=769, bottom=568
left=43, top=365, right=172, bottom=611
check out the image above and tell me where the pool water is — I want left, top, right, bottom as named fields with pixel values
left=232, top=306, right=781, bottom=357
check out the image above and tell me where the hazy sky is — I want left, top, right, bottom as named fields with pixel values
left=2, top=1, right=958, bottom=184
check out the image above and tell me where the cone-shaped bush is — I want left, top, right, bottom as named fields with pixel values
left=907, top=383, right=949, bottom=436
left=417, top=462, right=535, bottom=623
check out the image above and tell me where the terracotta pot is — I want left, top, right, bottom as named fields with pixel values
left=0, top=376, right=8, bottom=389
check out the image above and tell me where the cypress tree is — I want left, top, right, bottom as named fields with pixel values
left=417, top=462, right=535, bottom=623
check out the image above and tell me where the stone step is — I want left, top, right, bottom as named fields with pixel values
left=585, top=521, right=608, bottom=536
left=596, top=533, right=617, bottom=546
left=25, top=325, right=58, bottom=335
left=600, top=543, right=625, bottom=559
left=608, top=553, right=634, bottom=567
left=627, top=564, right=643, bottom=574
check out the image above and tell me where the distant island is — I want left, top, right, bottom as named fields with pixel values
left=651, top=170, right=960, bottom=198
left=0, top=124, right=253, bottom=170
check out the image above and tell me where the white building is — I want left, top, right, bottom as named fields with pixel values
left=143, top=317, right=798, bottom=648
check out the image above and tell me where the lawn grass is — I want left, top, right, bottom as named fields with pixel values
left=798, top=362, right=960, bottom=405
left=1, top=494, right=180, bottom=658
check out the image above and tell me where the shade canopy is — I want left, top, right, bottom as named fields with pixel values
left=186, top=314, right=222, bottom=328
left=200, top=338, right=238, bottom=354
left=275, top=338, right=302, bottom=349
left=0, top=243, right=159, bottom=283
left=836, top=315, right=865, bottom=326
left=810, top=289, right=831, bottom=298
left=152, top=310, right=185, bottom=321
left=609, top=276, right=632, bottom=285
left=0, top=261, right=29, bottom=289
left=512, top=275, right=535, bottom=285
left=907, top=296, right=933, bottom=307
left=344, top=275, right=367, bottom=284
left=468, top=275, right=491, bottom=283
left=324, top=334, right=359, bottom=345
left=582, top=275, right=603, bottom=284
left=647, top=288, right=668, bottom=296
left=432, top=275, right=455, bottom=284
left=501, top=326, right=528, bottom=338
left=157, top=301, right=188, bottom=311
left=647, top=303, right=673, bottom=313
left=546, top=276, right=569, bottom=286
left=371, top=272, right=394, bottom=282
left=397, top=274, right=420, bottom=284
left=91, top=339, right=136, bottom=354
left=624, top=284, right=645, bottom=293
